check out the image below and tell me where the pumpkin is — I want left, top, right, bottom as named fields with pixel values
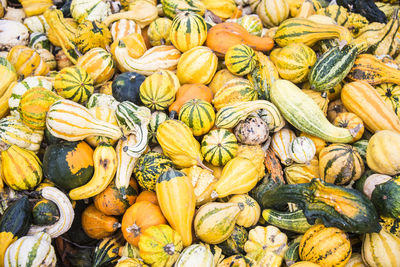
left=288, top=136, right=316, bottom=164
left=201, top=129, right=238, bottom=167
left=94, top=179, right=139, bottom=216
left=136, top=190, right=159, bottom=205
left=333, top=112, right=364, bottom=142
left=133, top=151, right=174, bottom=191
left=148, top=111, right=168, bottom=144
left=257, top=0, right=289, bottom=27
left=236, top=14, right=263, bottom=36
left=175, top=244, right=215, bottom=266
left=112, top=72, right=145, bottom=104
left=139, top=70, right=180, bottom=111
left=156, top=168, right=196, bottom=247
left=299, top=224, right=351, bottom=267
left=7, top=45, right=49, bottom=77
left=111, top=19, right=141, bottom=41
left=208, top=69, right=238, bottom=95
left=70, top=0, right=111, bottom=23
left=139, top=224, right=183, bottom=266
left=148, top=17, right=172, bottom=46
left=225, top=44, right=257, bottom=76
left=234, top=116, right=269, bottom=145
left=229, top=194, right=260, bottom=228
left=178, top=99, right=215, bottom=136
left=212, top=78, right=258, bottom=110
left=169, top=83, right=213, bottom=115
left=176, top=46, right=218, bottom=85
left=32, top=199, right=59, bottom=226
left=81, top=205, right=120, bottom=240
left=43, top=140, right=94, bottom=190
left=122, top=200, right=167, bottom=247
left=327, top=99, right=348, bottom=122
left=271, top=128, right=296, bottom=166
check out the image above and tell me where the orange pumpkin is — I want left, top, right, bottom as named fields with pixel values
left=333, top=112, right=365, bottom=142
left=121, top=200, right=167, bottom=247
left=94, top=179, right=139, bottom=216
left=81, top=205, right=120, bottom=239
left=168, top=83, right=213, bottom=115
left=136, top=190, right=159, bottom=205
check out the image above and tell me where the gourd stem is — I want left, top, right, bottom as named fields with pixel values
left=127, top=224, right=141, bottom=237
left=164, top=243, right=175, bottom=255
left=197, top=158, right=213, bottom=173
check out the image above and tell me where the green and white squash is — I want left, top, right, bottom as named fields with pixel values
left=289, top=136, right=316, bottom=164
left=201, top=129, right=238, bottom=167
left=70, top=0, right=111, bottom=23
left=29, top=32, right=51, bottom=51
left=175, top=244, right=214, bottom=267
left=86, top=93, right=119, bottom=110
left=148, top=111, right=168, bottom=144
left=24, top=15, right=49, bottom=33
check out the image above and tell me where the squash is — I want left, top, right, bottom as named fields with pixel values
left=181, top=166, right=217, bottom=206
left=148, top=111, right=168, bottom=144
left=113, top=72, right=145, bottom=104
left=285, top=158, right=320, bottom=184
left=219, top=225, right=248, bottom=256
left=86, top=106, right=120, bottom=147
left=381, top=216, right=400, bottom=239
left=236, top=144, right=266, bottom=180
left=170, top=11, right=207, bottom=52
left=291, top=262, right=321, bottom=267
left=75, top=20, right=112, bottom=53
left=236, top=14, right=263, bottom=36
left=203, top=0, right=237, bottom=19
left=94, top=179, right=138, bottom=216
left=209, top=69, right=238, bottom=95
left=217, top=255, right=256, bottom=267
left=0, top=20, right=29, bottom=51
left=344, top=253, right=365, bottom=267
left=133, top=151, right=174, bottom=191
left=20, top=0, right=52, bottom=16
left=161, top=0, right=205, bottom=19
left=375, top=83, right=400, bottom=119
left=156, top=168, right=196, bottom=247
left=116, top=258, right=148, bottom=267
left=201, top=129, right=238, bottom=167
left=333, top=112, right=364, bottom=142
left=256, top=0, right=289, bottom=27
left=92, top=235, right=124, bottom=267
left=110, top=33, right=147, bottom=60
left=136, top=190, right=159, bottom=205
left=262, top=209, right=312, bottom=234
left=194, top=202, right=243, bottom=244
left=138, top=224, right=183, bottom=267
left=288, top=136, right=316, bottom=164
left=225, top=44, right=257, bottom=76
left=178, top=99, right=215, bottom=136
left=318, top=144, right=364, bottom=185
left=169, top=84, right=213, bottom=115
left=205, top=22, right=274, bottom=56
left=175, top=244, right=215, bottom=267
left=234, top=115, right=269, bottom=145
left=43, top=140, right=94, bottom=190
left=32, top=199, right=59, bottom=226
left=81, top=205, right=120, bottom=240
left=7, top=45, right=49, bottom=77
left=299, top=224, right=351, bottom=267
left=148, top=17, right=172, bottom=46
left=176, top=46, right=218, bottom=85
left=70, top=0, right=111, bottom=23
left=271, top=128, right=296, bottom=166
left=299, top=132, right=326, bottom=156
left=229, top=194, right=260, bottom=227
left=122, top=200, right=167, bottom=247
left=366, top=130, right=400, bottom=175
left=341, top=81, right=400, bottom=133
left=0, top=58, right=17, bottom=102
left=327, top=99, right=348, bottom=122
left=111, top=19, right=141, bottom=41
left=244, top=226, right=288, bottom=266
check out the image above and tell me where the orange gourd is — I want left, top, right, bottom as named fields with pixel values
left=81, top=205, right=120, bottom=239
left=168, top=84, right=213, bottom=116
left=136, top=190, right=159, bottom=205
left=121, top=200, right=167, bottom=247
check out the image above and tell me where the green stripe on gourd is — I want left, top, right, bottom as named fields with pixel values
left=225, top=44, right=257, bottom=76
left=148, top=111, right=168, bottom=144
left=86, top=93, right=119, bottom=110
left=262, top=209, right=313, bottom=233
left=161, top=0, right=205, bottom=19
left=201, top=129, right=238, bottom=167
left=29, top=32, right=51, bottom=51
left=178, top=99, right=215, bottom=136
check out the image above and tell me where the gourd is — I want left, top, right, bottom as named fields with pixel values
left=70, top=0, right=111, bottom=23
left=0, top=20, right=29, bottom=50
left=345, top=253, right=365, bottom=267
left=178, top=99, right=215, bottom=136
left=244, top=226, right=288, bottom=266
left=341, top=81, right=400, bottom=133
left=299, top=224, right=351, bottom=267
left=229, top=194, right=260, bottom=227
left=110, top=32, right=147, bottom=60
left=202, top=0, right=237, bottom=19
left=333, top=112, right=365, bottom=142
left=46, top=99, right=123, bottom=141
left=169, top=84, right=213, bottom=115
left=234, top=116, right=269, bottom=145
left=300, top=133, right=326, bottom=156
left=225, top=44, right=257, bottom=76
left=81, top=205, right=120, bottom=239
left=375, top=83, right=400, bottom=119
left=86, top=106, right=120, bottom=147
left=27, top=186, right=74, bottom=238
left=262, top=209, right=313, bottom=233
left=29, top=32, right=51, bottom=50
left=92, top=235, right=124, bottom=267
left=136, top=190, right=158, bottom=205
left=148, top=18, right=172, bottom=46
left=181, top=166, right=216, bottom=206
left=169, top=11, right=207, bottom=52
left=219, top=225, right=248, bottom=256
left=256, top=0, right=289, bottom=27
left=115, top=135, right=139, bottom=194
left=112, top=72, right=145, bottom=104
left=289, top=136, right=316, bottom=164
left=121, top=200, right=167, bottom=247
left=110, top=18, right=141, bottom=41
left=270, top=79, right=359, bottom=143
left=75, top=20, right=112, bottom=54
left=7, top=45, right=49, bottom=77
left=284, top=158, right=320, bottom=184
left=194, top=202, right=243, bottom=244
left=156, top=168, right=196, bottom=247
left=236, top=145, right=266, bottom=180
left=236, top=14, right=263, bottom=36
left=148, top=111, right=168, bottom=144
left=0, top=58, right=17, bottom=104
left=271, top=128, right=296, bottom=166
left=20, top=0, right=52, bottom=16
left=32, top=199, right=59, bottom=226
left=175, top=244, right=215, bottom=267
left=218, top=255, right=256, bottom=267
left=201, top=129, right=238, bottom=167
left=205, top=23, right=274, bottom=56
left=212, top=78, right=257, bottom=110
left=161, top=0, right=205, bottom=19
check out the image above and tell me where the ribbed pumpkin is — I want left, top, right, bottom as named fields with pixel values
left=209, top=69, right=238, bottom=95
left=7, top=45, right=49, bottom=77
left=225, top=44, right=258, bottom=76
left=75, top=20, right=112, bottom=53
left=176, top=46, right=218, bottom=85
left=139, top=70, right=180, bottom=111
left=110, top=33, right=147, bottom=60
left=228, top=194, right=260, bottom=228
left=236, top=15, right=263, bottom=36
left=319, top=144, right=364, bottom=185
left=76, top=48, right=116, bottom=85
left=271, top=43, right=317, bottom=83
left=178, top=99, right=215, bottom=136
left=300, top=132, right=326, bottom=156
left=32, top=199, right=59, bottom=226
left=18, top=87, right=61, bottom=130
left=375, top=83, right=400, bottom=119
left=156, top=169, right=196, bottom=247
left=219, top=225, right=248, bottom=256
left=299, top=224, right=351, bottom=267
left=54, top=66, right=94, bottom=104
left=333, top=112, right=364, bottom=142
left=201, top=129, right=238, bottom=167
left=1, top=144, right=42, bottom=191
left=110, top=19, right=141, bottom=41
left=169, top=84, right=213, bottom=115
left=133, top=151, right=174, bottom=191
left=148, top=17, right=172, bottom=46
left=170, top=11, right=207, bottom=53
left=257, top=0, right=289, bottom=27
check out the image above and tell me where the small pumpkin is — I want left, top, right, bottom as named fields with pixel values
left=285, top=158, right=320, bottom=184
left=271, top=128, right=296, bottom=166
left=75, top=20, right=112, bottom=53
left=148, top=17, right=172, bottom=46
left=212, top=78, right=258, bottom=110
left=299, top=132, right=326, bottom=156
left=236, top=144, right=266, bottom=180
left=175, top=243, right=215, bottom=267
left=32, top=199, right=60, bottom=226
left=136, top=190, right=159, bottom=205
left=333, top=112, right=364, bottom=142
left=110, top=19, right=141, bottom=41
left=327, top=99, right=348, bottom=122
left=288, top=136, right=316, bottom=164
left=225, top=44, right=258, bottom=76
left=81, top=205, right=120, bottom=240
left=178, top=99, right=215, bottom=136
left=201, top=129, right=238, bottom=167
left=208, top=69, right=238, bottom=95
left=228, top=194, right=260, bottom=228
left=112, top=72, right=145, bottom=104
left=7, top=45, right=49, bottom=77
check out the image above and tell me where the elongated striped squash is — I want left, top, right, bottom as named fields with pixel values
left=341, top=81, right=400, bottom=133
left=225, top=44, right=257, bottom=76
left=270, top=79, right=357, bottom=143
left=309, top=44, right=359, bottom=92
left=46, top=99, right=123, bottom=141
left=262, top=209, right=312, bottom=233
left=212, top=78, right=258, bottom=110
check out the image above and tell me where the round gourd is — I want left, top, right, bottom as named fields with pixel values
left=236, top=14, right=263, bottom=36
left=271, top=128, right=296, bottom=166
left=299, top=224, right=351, bottom=266
left=327, top=99, right=348, bottom=122
left=219, top=225, right=248, bottom=256
left=148, top=17, right=172, bottom=46
left=202, top=0, right=237, bottom=19
left=148, top=111, right=168, bottom=144
left=43, top=140, right=94, bottom=190
left=112, top=72, right=145, bottom=104
left=32, top=199, right=60, bottom=226
left=110, top=19, right=141, bottom=41
left=170, top=11, right=207, bottom=52
left=110, top=33, right=147, bottom=60
left=133, top=151, right=174, bottom=191
left=70, top=0, right=111, bottom=23
left=176, top=46, right=218, bottom=85
left=75, top=20, right=112, bottom=53
left=257, top=0, right=289, bottom=27
left=375, top=83, right=400, bottom=118
left=178, top=99, right=215, bottom=136
left=236, top=144, right=266, bottom=180
left=36, top=49, right=56, bottom=71
left=234, top=116, right=269, bottom=145
left=228, top=194, right=260, bottom=228
left=201, top=129, right=238, bottom=166
left=136, top=190, right=159, bottom=205
left=175, top=244, right=214, bottom=267
left=333, top=112, right=364, bottom=142
left=212, top=78, right=258, bottom=110
left=139, top=70, right=180, bottom=111
left=7, top=45, right=49, bottom=77
left=285, top=158, right=320, bottom=184
left=225, top=44, right=257, bottom=76
left=81, top=204, right=120, bottom=239
left=54, top=66, right=94, bottom=104
left=85, top=106, right=119, bottom=147
left=169, top=83, right=213, bottom=116
left=288, top=136, right=316, bottom=164
left=300, top=132, right=326, bottom=156
left=208, top=69, right=238, bottom=95
left=77, top=48, right=116, bottom=85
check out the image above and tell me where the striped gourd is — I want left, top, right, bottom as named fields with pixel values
left=85, top=106, right=119, bottom=147
left=110, top=19, right=141, bottom=41
left=18, top=88, right=61, bottom=130
left=309, top=44, right=360, bottom=92
left=0, top=116, right=43, bottom=153
left=170, top=11, right=207, bottom=53
left=178, top=99, right=215, bottom=136
left=1, top=144, right=42, bottom=191
left=7, top=45, right=49, bottom=77
left=212, top=78, right=258, bottom=110
left=302, top=89, right=329, bottom=115
left=362, top=228, right=400, bottom=267
left=236, top=15, right=263, bottom=36
left=148, top=111, right=168, bottom=144
left=161, top=0, right=205, bottom=19
left=175, top=244, right=214, bottom=266
left=333, top=112, right=365, bottom=142
left=271, top=128, right=296, bottom=166
left=148, top=17, right=173, bottom=46
left=115, top=134, right=138, bottom=193
left=319, top=144, right=364, bottom=185
left=288, top=136, right=316, bottom=164
left=115, top=101, right=151, bottom=157
left=0, top=57, right=17, bottom=99
left=54, top=66, right=94, bottom=104
left=46, top=99, right=123, bottom=141
left=76, top=48, right=116, bottom=85
left=256, top=0, right=289, bottom=27
left=215, top=100, right=284, bottom=129
left=262, top=209, right=313, bottom=233
left=113, top=42, right=181, bottom=76
left=225, top=44, right=258, bottom=76
left=8, top=77, right=52, bottom=118
left=271, top=43, right=317, bottom=83
left=24, top=15, right=49, bottom=33
left=201, top=129, right=238, bottom=167
left=28, top=32, right=51, bottom=51
left=139, top=70, right=180, bottom=111
left=70, top=0, right=111, bottom=23
left=375, top=83, right=400, bottom=118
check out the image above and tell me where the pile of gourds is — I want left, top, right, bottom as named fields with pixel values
left=1, top=0, right=400, bottom=266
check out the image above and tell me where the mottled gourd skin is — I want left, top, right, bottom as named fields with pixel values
left=234, top=116, right=269, bottom=145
